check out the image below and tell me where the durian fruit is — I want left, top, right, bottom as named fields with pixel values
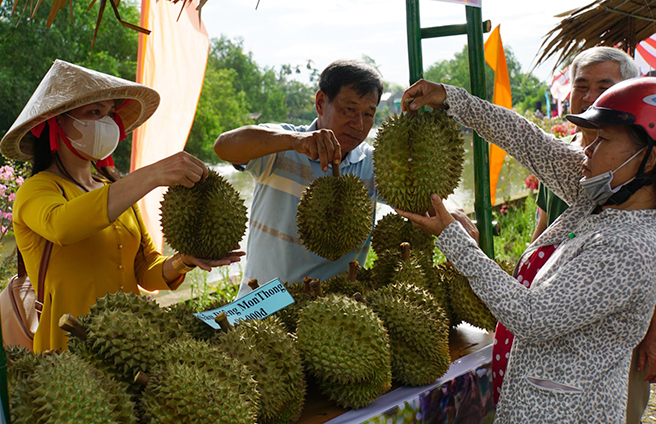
left=372, top=213, right=434, bottom=256
left=296, top=163, right=373, bottom=260
left=8, top=350, right=137, bottom=424
left=321, top=261, right=371, bottom=296
left=62, top=308, right=187, bottom=387
left=373, top=109, right=464, bottom=214
left=214, top=314, right=307, bottom=424
left=295, top=294, right=392, bottom=409
left=160, top=168, right=248, bottom=259
left=365, top=283, right=450, bottom=386
left=138, top=361, right=258, bottom=424
left=137, top=337, right=260, bottom=423
left=437, top=262, right=498, bottom=331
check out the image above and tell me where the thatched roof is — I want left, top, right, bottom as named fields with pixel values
left=536, top=0, right=656, bottom=70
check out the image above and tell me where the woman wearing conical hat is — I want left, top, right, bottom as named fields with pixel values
left=1, top=59, right=244, bottom=353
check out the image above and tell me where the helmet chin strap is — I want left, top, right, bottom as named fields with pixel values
left=604, top=142, right=655, bottom=206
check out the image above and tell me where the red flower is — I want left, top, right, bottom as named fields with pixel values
left=524, top=174, right=539, bottom=191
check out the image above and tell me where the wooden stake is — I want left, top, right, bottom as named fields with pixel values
left=247, top=279, right=260, bottom=290
left=58, top=314, right=87, bottom=341
left=215, top=312, right=233, bottom=333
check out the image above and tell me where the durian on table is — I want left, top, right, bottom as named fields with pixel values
left=373, top=109, right=464, bottom=214
left=296, top=161, right=373, bottom=261
left=160, top=168, right=248, bottom=259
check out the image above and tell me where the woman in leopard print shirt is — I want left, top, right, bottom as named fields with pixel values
left=398, top=78, right=656, bottom=423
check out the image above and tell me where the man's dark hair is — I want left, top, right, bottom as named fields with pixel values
left=319, top=60, right=384, bottom=105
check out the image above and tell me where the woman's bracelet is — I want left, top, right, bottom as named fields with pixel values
left=171, top=252, right=196, bottom=274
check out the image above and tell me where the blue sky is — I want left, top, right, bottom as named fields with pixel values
left=200, top=0, right=592, bottom=87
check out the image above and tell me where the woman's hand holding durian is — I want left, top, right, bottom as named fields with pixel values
left=163, top=249, right=245, bottom=281
left=401, top=80, right=448, bottom=112
left=396, top=194, right=455, bottom=238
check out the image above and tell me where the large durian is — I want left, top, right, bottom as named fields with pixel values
left=366, top=283, right=450, bottom=386
left=138, top=338, right=260, bottom=424
left=160, top=169, right=248, bottom=259
left=214, top=315, right=307, bottom=424
left=138, top=361, right=258, bottom=424
left=8, top=350, right=137, bottom=424
left=374, top=109, right=464, bottom=214
left=295, top=293, right=392, bottom=409
left=296, top=163, right=373, bottom=260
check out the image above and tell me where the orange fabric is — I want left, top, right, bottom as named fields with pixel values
left=484, top=25, right=511, bottom=206
left=132, top=0, right=210, bottom=251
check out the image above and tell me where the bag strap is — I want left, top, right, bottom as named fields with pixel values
left=18, top=182, right=64, bottom=319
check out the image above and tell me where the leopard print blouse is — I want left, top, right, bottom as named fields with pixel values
left=436, top=84, right=656, bottom=423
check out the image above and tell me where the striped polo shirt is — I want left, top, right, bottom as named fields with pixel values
left=236, top=120, right=377, bottom=298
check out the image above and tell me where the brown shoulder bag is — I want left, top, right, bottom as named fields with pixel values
left=0, top=242, right=53, bottom=351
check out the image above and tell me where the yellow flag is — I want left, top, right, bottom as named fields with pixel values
left=484, top=25, right=511, bottom=206
left=132, top=0, right=210, bottom=251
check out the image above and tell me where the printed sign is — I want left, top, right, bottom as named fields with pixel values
left=431, top=0, right=481, bottom=7
left=194, top=278, right=295, bottom=328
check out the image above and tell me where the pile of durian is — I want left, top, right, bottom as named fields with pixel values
left=6, top=223, right=512, bottom=424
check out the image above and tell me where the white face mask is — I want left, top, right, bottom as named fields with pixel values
left=579, top=146, right=646, bottom=205
left=65, top=114, right=120, bottom=160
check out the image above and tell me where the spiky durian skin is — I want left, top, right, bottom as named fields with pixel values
left=274, top=281, right=312, bottom=333
left=160, top=169, right=247, bottom=259
left=214, top=316, right=306, bottom=424
left=296, top=173, right=373, bottom=260
left=367, top=283, right=450, bottom=386
left=372, top=213, right=434, bottom=255
left=140, top=361, right=258, bottom=424
left=10, top=351, right=136, bottom=424
left=69, top=309, right=179, bottom=385
left=296, top=294, right=391, bottom=404
left=160, top=338, right=260, bottom=409
left=437, top=262, right=499, bottom=331
left=373, top=110, right=464, bottom=214
left=321, top=273, right=370, bottom=297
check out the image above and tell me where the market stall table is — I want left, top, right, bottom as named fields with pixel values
left=298, top=323, right=495, bottom=424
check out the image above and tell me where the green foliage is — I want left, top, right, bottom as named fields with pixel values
left=186, top=266, right=240, bottom=311
left=493, top=194, right=538, bottom=263
left=0, top=0, right=140, bottom=172
left=424, top=45, right=549, bottom=111
left=186, top=68, right=252, bottom=160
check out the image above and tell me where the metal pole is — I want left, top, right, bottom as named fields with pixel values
left=406, top=0, right=423, bottom=84
left=465, top=5, right=495, bottom=259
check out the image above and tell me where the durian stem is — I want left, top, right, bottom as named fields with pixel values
left=247, top=279, right=260, bottom=290
left=58, top=314, right=87, bottom=341
left=400, top=242, right=411, bottom=261
left=353, top=292, right=369, bottom=306
left=348, top=261, right=359, bottom=282
left=331, top=161, right=340, bottom=177
left=134, top=371, right=151, bottom=387
left=303, top=276, right=312, bottom=294
left=215, top=312, right=233, bottom=333
left=309, top=279, right=323, bottom=298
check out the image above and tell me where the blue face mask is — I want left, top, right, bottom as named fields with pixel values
left=579, top=146, right=646, bottom=205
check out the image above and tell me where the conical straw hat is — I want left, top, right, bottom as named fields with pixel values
left=1, top=59, right=160, bottom=161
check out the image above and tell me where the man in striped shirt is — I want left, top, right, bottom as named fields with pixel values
left=214, top=60, right=383, bottom=298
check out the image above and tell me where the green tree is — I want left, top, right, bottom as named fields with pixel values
left=0, top=0, right=140, bottom=172
left=185, top=68, right=252, bottom=160
left=424, top=44, right=548, bottom=109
